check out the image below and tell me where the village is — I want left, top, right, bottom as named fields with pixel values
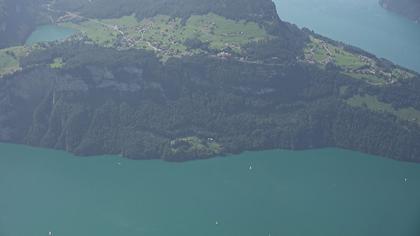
left=304, top=36, right=415, bottom=85
left=55, top=12, right=269, bottom=61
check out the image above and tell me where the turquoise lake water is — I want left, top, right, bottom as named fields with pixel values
left=25, top=25, right=76, bottom=45
left=274, top=0, right=420, bottom=72
left=3, top=1, right=420, bottom=235
left=1, top=143, right=419, bottom=236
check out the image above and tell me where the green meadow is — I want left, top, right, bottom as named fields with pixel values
left=60, top=14, right=269, bottom=59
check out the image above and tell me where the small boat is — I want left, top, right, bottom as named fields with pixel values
left=249, top=165, right=253, bottom=171
left=215, top=221, right=219, bottom=225
left=404, top=178, right=408, bottom=182
left=48, top=232, right=53, bottom=236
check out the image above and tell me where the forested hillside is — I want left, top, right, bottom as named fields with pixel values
left=0, top=0, right=45, bottom=48
left=54, top=0, right=279, bottom=21
left=1, top=0, right=420, bottom=162
left=1, top=37, right=420, bottom=162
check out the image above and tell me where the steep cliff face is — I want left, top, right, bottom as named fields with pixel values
left=1, top=41, right=420, bottom=162
left=380, top=0, right=420, bottom=21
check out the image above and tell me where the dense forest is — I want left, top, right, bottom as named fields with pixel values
left=54, top=0, right=279, bottom=22
left=1, top=0, right=420, bottom=162
left=1, top=38, right=420, bottom=162
left=0, top=0, right=45, bottom=48
left=380, top=0, right=420, bottom=21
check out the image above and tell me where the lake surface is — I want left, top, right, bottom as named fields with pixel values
left=274, top=0, right=420, bottom=72
left=25, top=25, right=76, bottom=45
left=0, top=143, right=419, bottom=236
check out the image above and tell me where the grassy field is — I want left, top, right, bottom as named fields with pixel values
left=186, top=14, right=267, bottom=50
left=304, top=37, right=366, bottom=69
left=60, top=13, right=269, bottom=59
left=347, top=94, right=420, bottom=125
left=0, top=46, right=29, bottom=77
left=50, top=57, right=64, bottom=69
left=304, top=36, right=415, bottom=85
left=342, top=72, right=385, bottom=85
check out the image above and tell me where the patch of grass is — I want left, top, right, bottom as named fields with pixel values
left=0, top=46, right=29, bottom=77
left=343, top=72, right=384, bottom=85
left=347, top=94, right=420, bottom=125
left=185, top=13, right=267, bottom=52
left=61, top=21, right=118, bottom=47
left=50, top=57, right=64, bottom=69
left=347, top=95, right=393, bottom=111
left=334, top=51, right=365, bottom=69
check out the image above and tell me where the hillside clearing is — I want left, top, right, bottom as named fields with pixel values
left=59, top=14, right=270, bottom=59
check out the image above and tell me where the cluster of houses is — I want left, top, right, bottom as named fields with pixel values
left=303, top=40, right=403, bottom=84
